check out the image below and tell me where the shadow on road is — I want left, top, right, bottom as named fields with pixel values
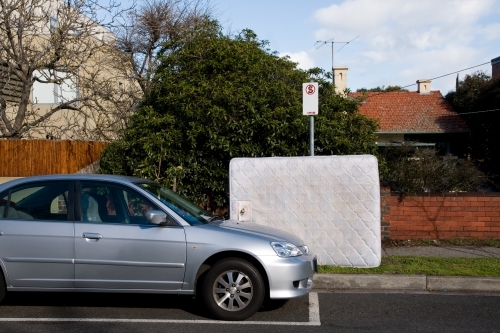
left=2, top=292, right=212, bottom=319
left=1, top=291, right=295, bottom=321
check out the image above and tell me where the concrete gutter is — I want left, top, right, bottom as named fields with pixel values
left=313, top=274, right=500, bottom=293
left=426, top=276, right=500, bottom=292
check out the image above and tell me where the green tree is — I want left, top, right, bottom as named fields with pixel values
left=356, top=85, right=408, bottom=93
left=445, top=72, right=500, bottom=185
left=100, top=21, right=378, bottom=210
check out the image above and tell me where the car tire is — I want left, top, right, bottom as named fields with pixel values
left=202, top=258, right=265, bottom=321
left=0, top=269, right=6, bottom=304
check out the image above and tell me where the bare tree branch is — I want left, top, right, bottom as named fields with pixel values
left=0, top=0, right=213, bottom=140
left=0, top=0, right=135, bottom=140
left=113, top=0, right=213, bottom=95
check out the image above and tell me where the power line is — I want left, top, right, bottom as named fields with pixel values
left=354, top=61, right=498, bottom=116
left=399, top=61, right=491, bottom=90
left=450, top=108, right=500, bottom=116
left=356, top=61, right=492, bottom=99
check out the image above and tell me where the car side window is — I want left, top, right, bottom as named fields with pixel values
left=79, top=182, right=159, bottom=225
left=0, top=182, right=70, bottom=221
left=122, top=188, right=159, bottom=225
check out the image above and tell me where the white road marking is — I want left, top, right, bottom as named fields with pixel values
left=308, top=292, right=321, bottom=324
left=0, top=292, right=321, bottom=326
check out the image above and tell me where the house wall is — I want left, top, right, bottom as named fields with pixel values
left=26, top=0, right=112, bottom=40
left=2, top=37, right=138, bottom=140
left=27, top=48, right=137, bottom=140
left=404, top=133, right=470, bottom=156
left=492, top=56, right=500, bottom=78
left=381, top=187, right=500, bottom=239
left=375, top=133, right=470, bottom=157
left=376, top=133, right=404, bottom=144
left=0, top=1, right=137, bottom=140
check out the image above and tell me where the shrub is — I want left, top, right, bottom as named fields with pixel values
left=384, top=147, right=487, bottom=193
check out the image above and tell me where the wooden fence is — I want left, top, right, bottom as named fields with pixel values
left=0, top=140, right=107, bottom=176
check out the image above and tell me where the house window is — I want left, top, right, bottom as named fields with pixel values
left=50, top=17, right=59, bottom=34
left=32, top=69, right=78, bottom=104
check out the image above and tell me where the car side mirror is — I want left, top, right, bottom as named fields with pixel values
left=146, top=210, right=168, bottom=225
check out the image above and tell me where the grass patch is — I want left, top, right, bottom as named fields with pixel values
left=319, top=256, right=500, bottom=277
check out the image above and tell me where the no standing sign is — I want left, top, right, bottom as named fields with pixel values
left=303, top=82, right=318, bottom=115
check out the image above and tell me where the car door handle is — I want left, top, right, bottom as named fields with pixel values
left=82, top=233, right=102, bottom=240
left=0, top=230, right=3, bottom=236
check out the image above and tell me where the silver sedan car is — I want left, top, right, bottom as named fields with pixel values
left=0, top=174, right=316, bottom=320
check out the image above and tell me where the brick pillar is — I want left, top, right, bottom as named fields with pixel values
left=380, top=184, right=391, bottom=238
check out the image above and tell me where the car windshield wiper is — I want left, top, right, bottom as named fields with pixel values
left=207, top=215, right=225, bottom=222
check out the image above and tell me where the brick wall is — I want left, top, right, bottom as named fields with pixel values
left=381, top=187, right=500, bottom=239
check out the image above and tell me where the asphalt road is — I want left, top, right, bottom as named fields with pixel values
left=0, top=290, right=499, bottom=333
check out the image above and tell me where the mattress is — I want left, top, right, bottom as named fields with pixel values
left=229, top=155, right=381, bottom=267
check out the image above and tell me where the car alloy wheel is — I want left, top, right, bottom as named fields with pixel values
left=212, top=270, right=253, bottom=311
left=202, top=258, right=264, bottom=321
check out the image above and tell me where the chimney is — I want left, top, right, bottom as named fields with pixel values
left=492, top=56, right=500, bottom=78
left=333, top=66, right=348, bottom=95
left=416, top=79, right=431, bottom=94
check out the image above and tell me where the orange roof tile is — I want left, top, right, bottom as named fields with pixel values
left=350, top=91, right=469, bottom=133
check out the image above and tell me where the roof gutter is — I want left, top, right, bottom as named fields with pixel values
left=376, top=142, right=436, bottom=147
left=376, top=131, right=470, bottom=134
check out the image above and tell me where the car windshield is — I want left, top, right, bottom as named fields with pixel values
left=136, top=182, right=213, bottom=225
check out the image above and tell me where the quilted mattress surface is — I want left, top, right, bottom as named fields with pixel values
left=229, top=155, right=381, bottom=267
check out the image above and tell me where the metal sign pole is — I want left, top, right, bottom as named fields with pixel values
left=310, top=115, right=314, bottom=156
left=303, top=82, right=318, bottom=157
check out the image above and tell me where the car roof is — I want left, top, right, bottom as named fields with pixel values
left=0, top=174, right=152, bottom=191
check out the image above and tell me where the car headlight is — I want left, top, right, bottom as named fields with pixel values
left=270, top=242, right=303, bottom=257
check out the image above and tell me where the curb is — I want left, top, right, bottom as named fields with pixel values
left=313, top=274, right=500, bottom=293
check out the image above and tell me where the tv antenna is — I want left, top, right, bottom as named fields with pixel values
left=315, top=36, right=359, bottom=83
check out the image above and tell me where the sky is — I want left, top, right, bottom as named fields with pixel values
left=214, top=0, right=500, bottom=94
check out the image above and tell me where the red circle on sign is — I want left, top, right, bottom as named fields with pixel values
left=305, top=84, right=316, bottom=95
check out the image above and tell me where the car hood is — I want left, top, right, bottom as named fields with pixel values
left=214, top=220, right=305, bottom=245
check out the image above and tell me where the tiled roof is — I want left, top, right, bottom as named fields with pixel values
left=350, top=91, right=469, bottom=133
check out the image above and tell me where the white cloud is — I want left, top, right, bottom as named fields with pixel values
left=311, top=0, right=500, bottom=91
left=280, top=51, right=316, bottom=70
left=315, top=0, right=496, bottom=34
left=400, top=45, right=480, bottom=80
left=314, top=0, right=491, bottom=56
left=479, top=23, right=500, bottom=41
left=361, top=50, right=385, bottom=63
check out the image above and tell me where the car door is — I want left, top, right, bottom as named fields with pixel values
left=0, top=181, right=74, bottom=288
left=74, top=181, right=186, bottom=290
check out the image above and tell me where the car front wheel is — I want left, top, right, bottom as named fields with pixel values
left=202, top=258, right=265, bottom=321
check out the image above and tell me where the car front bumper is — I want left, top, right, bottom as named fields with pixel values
left=261, top=254, right=317, bottom=299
